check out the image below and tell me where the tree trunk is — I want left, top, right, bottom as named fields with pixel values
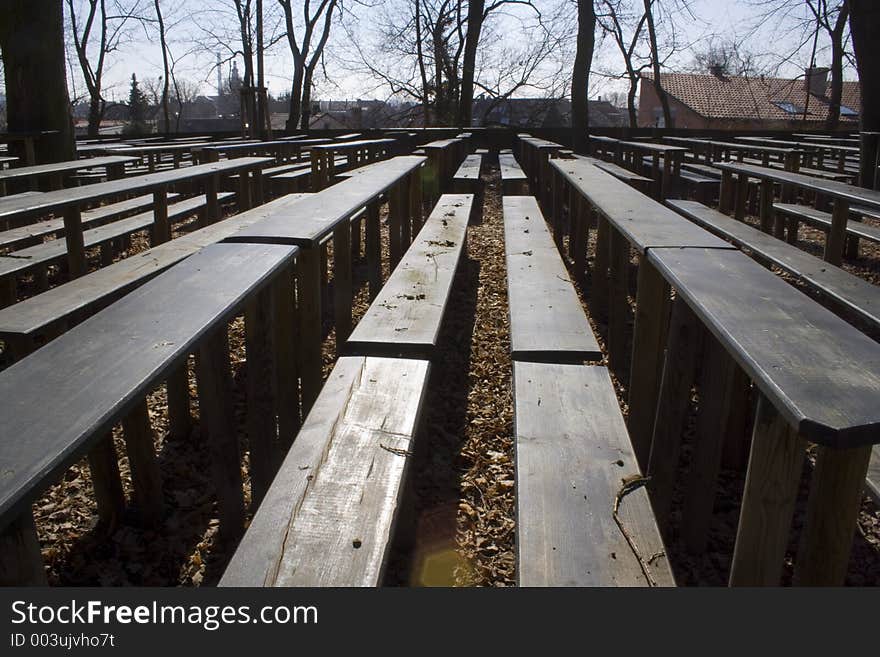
left=627, top=73, right=639, bottom=128
left=287, top=66, right=305, bottom=132
left=456, top=0, right=484, bottom=127
left=825, top=3, right=849, bottom=132
left=644, top=0, right=672, bottom=128
left=154, top=0, right=171, bottom=136
left=0, top=0, right=75, bottom=163
left=848, top=0, right=880, bottom=188
left=571, top=0, right=596, bottom=152
left=300, top=69, right=314, bottom=130
left=87, top=96, right=103, bottom=138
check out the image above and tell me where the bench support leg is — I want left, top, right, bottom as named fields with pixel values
left=734, top=173, right=749, bottom=222
left=333, top=225, right=353, bottom=351
left=122, top=398, right=164, bottom=528
left=206, top=175, right=220, bottom=224
left=409, top=170, right=423, bottom=233
left=366, top=202, right=382, bottom=299
left=758, top=180, right=774, bottom=234
left=297, top=247, right=323, bottom=416
left=0, top=511, right=47, bottom=585
left=824, top=198, right=849, bottom=266
left=719, top=171, right=733, bottom=214
left=245, top=287, right=277, bottom=508
left=607, top=229, right=631, bottom=383
left=87, top=433, right=126, bottom=529
left=592, top=214, right=610, bottom=325
left=627, top=258, right=670, bottom=470
left=681, top=341, right=745, bottom=554
left=389, top=184, right=405, bottom=270
left=647, top=296, right=703, bottom=527
left=729, top=395, right=805, bottom=586
left=793, top=444, right=871, bottom=586
left=196, top=328, right=245, bottom=542
left=572, top=194, right=588, bottom=284
left=166, top=361, right=192, bottom=440
left=272, top=264, right=300, bottom=453
left=153, top=188, right=170, bottom=244
left=62, top=206, right=87, bottom=279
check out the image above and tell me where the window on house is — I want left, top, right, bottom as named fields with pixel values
left=839, top=105, right=859, bottom=117
left=772, top=101, right=805, bottom=114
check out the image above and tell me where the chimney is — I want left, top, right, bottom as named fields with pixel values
left=708, top=64, right=724, bottom=78
left=805, top=66, right=829, bottom=97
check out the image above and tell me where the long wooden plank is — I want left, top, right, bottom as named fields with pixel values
left=0, top=157, right=272, bottom=225
left=0, top=155, right=139, bottom=184
left=669, top=199, right=880, bottom=332
left=0, top=242, right=297, bottom=529
left=514, top=361, right=674, bottom=587
left=345, top=194, right=471, bottom=359
left=503, top=195, right=600, bottom=362
left=551, top=158, right=732, bottom=253
left=220, top=355, right=430, bottom=587
left=648, top=247, right=880, bottom=447
left=774, top=202, right=880, bottom=244
left=0, top=194, right=312, bottom=340
left=226, top=156, right=425, bottom=247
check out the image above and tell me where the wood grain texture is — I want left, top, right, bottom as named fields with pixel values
left=220, top=356, right=430, bottom=587
left=345, top=194, right=472, bottom=359
left=0, top=242, right=296, bottom=530
left=730, top=395, right=806, bottom=586
left=648, top=247, right=880, bottom=447
left=502, top=196, right=600, bottom=362
left=514, top=361, right=674, bottom=587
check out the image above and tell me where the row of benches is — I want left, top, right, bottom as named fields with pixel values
left=521, top=143, right=880, bottom=585
left=0, top=146, right=480, bottom=585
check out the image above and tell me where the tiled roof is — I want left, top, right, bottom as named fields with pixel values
left=641, top=72, right=860, bottom=123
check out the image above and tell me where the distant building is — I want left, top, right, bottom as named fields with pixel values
left=638, top=67, right=860, bottom=130
left=472, top=97, right=627, bottom=128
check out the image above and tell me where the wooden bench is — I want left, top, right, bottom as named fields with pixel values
left=668, top=199, right=880, bottom=333
left=0, top=241, right=298, bottom=584
left=0, top=193, right=235, bottom=306
left=646, top=246, right=880, bottom=585
left=586, top=157, right=653, bottom=195
left=514, top=360, right=675, bottom=586
left=499, top=153, right=528, bottom=195
left=0, top=157, right=273, bottom=278
left=773, top=201, right=880, bottom=252
left=451, top=153, right=483, bottom=193
left=227, top=155, right=426, bottom=411
left=345, top=194, right=472, bottom=359
left=0, top=192, right=182, bottom=251
left=0, top=194, right=312, bottom=361
left=503, top=195, right=600, bottom=362
left=0, top=154, right=138, bottom=193
left=219, top=354, right=430, bottom=586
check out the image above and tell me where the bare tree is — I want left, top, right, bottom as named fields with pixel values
left=643, top=0, right=672, bottom=127
left=596, top=0, right=648, bottom=127
left=65, top=0, right=145, bottom=137
left=803, top=0, right=850, bottom=130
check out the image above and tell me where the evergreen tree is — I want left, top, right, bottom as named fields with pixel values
left=125, top=73, right=151, bottom=135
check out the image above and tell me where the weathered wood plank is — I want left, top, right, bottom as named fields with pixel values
left=220, top=356, right=430, bottom=587
left=514, top=361, right=674, bottom=587
left=503, top=195, right=600, bottom=362
left=345, top=194, right=472, bottom=359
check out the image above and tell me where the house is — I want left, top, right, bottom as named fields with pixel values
left=638, top=67, right=860, bottom=130
left=472, top=97, right=628, bottom=128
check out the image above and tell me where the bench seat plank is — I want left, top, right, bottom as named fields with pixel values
left=0, top=194, right=311, bottom=340
left=0, top=193, right=184, bottom=251
left=514, top=361, right=674, bottom=586
left=228, top=156, right=425, bottom=247
left=0, top=193, right=234, bottom=279
left=669, top=199, right=880, bottom=332
left=589, top=157, right=653, bottom=185
left=220, top=355, right=430, bottom=587
left=453, top=154, right=482, bottom=181
left=648, top=247, right=880, bottom=447
left=503, top=196, right=601, bottom=362
left=551, top=159, right=732, bottom=253
left=0, top=241, right=297, bottom=527
left=774, top=202, right=880, bottom=245
left=345, top=194, right=472, bottom=358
